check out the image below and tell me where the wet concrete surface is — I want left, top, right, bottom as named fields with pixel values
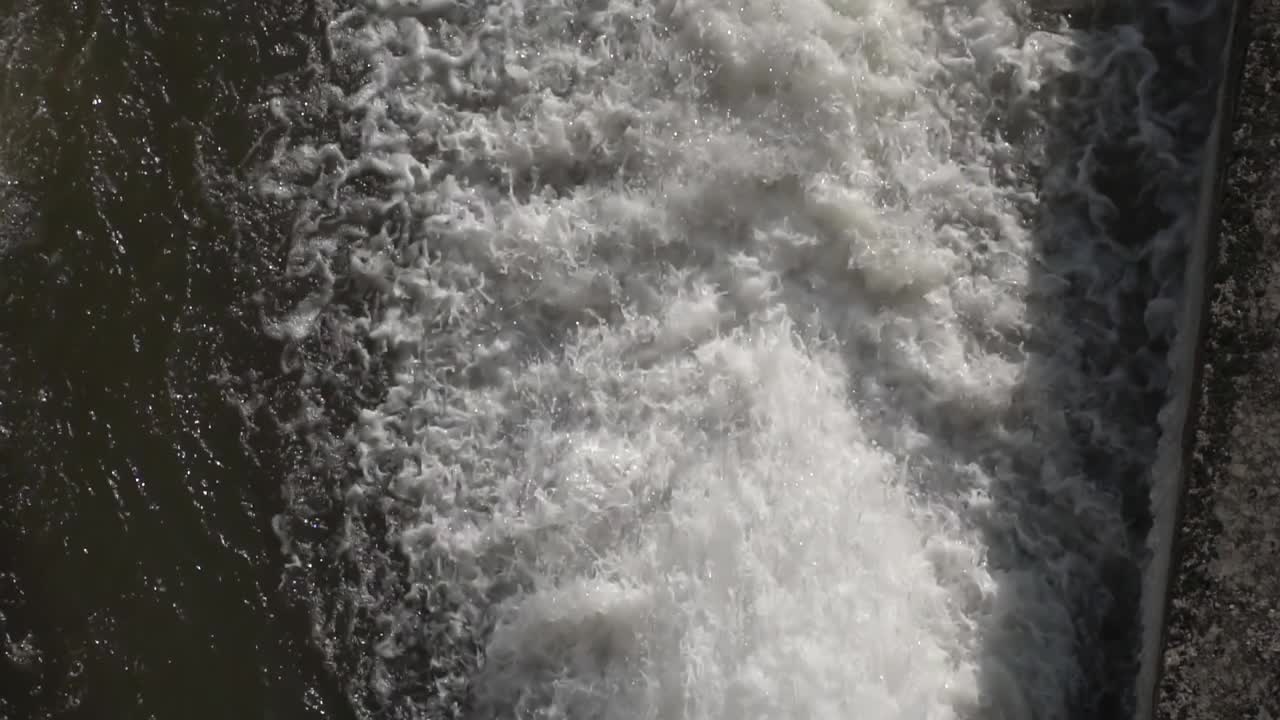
left=1157, top=0, right=1280, bottom=716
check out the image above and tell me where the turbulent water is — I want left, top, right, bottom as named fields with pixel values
left=0, top=0, right=1232, bottom=718
left=256, top=0, right=1229, bottom=718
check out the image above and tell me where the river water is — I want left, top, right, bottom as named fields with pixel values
left=0, top=1, right=1231, bottom=719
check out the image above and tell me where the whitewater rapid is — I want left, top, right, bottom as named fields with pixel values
left=256, top=0, right=1222, bottom=718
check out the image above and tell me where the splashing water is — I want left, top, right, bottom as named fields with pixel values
left=258, top=0, right=1222, bottom=718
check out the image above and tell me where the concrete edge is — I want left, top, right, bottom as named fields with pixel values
left=1135, top=1, right=1254, bottom=718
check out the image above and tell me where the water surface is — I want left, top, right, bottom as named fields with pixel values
left=0, top=1, right=1233, bottom=719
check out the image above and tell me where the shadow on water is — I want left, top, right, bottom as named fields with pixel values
left=0, top=1, right=356, bottom=718
left=951, top=2, right=1231, bottom=718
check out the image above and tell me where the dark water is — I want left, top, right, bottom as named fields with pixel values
left=0, top=1, right=352, bottom=718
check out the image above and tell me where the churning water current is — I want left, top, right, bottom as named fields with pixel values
left=0, top=0, right=1231, bottom=718
left=258, top=0, right=1230, bottom=718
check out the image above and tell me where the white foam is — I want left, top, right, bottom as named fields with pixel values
left=262, top=0, right=1211, bottom=717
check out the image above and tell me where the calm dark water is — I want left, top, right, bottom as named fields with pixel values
left=0, top=1, right=352, bottom=718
